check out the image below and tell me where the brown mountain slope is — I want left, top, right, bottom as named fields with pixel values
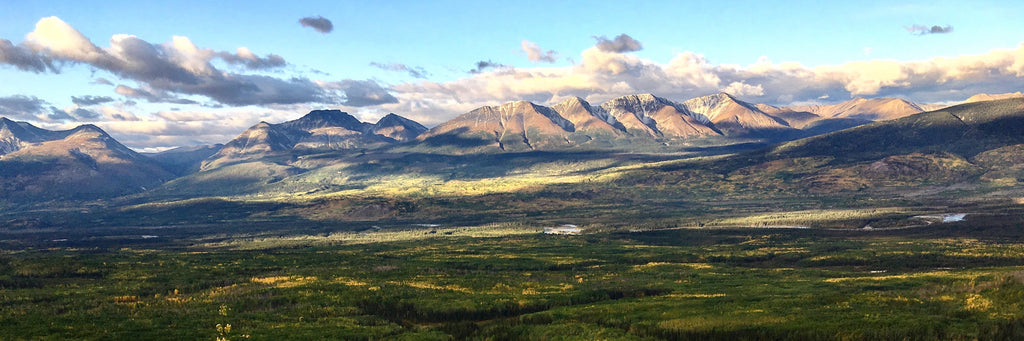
left=964, top=92, right=1024, bottom=104
left=682, top=93, right=793, bottom=135
left=754, top=104, right=822, bottom=129
left=600, top=94, right=719, bottom=138
left=0, top=123, right=172, bottom=202
left=550, top=97, right=626, bottom=136
left=372, top=113, right=427, bottom=142
left=790, top=97, right=924, bottom=121
left=419, top=101, right=574, bottom=150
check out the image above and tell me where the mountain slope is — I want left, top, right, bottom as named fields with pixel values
left=203, top=110, right=397, bottom=170
left=643, top=98, right=1024, bottom=193
left=789, top=97, right=924, bottom=121
left=769, top=98, right=1024, bottom=161
left=681, top=93, right=794, bottom=136
left=419, top=101, right=575, bottom=151
left=1, top=117, right=66, bottom=154
left=0, top=121, right=173, bottom=202
left=600, top=94, right=719, bottom=138
left=146, top=144, right=223, bottom=176
left=372, top=113, right=427, bottom=142
left=964, top=92, right=1024, bottom=104
left=550, top=97, right=626, bottom=137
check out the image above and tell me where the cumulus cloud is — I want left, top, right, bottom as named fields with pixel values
left=383, top=41, right=1024, bottom=125
left=70, top=107, right=101, bottom=120
left=96, top=108, right=302, bottom=150
left=299, top=16, right=334, bottom=33
left=71, top=95, right=114, bottom=106
left=0, top=95, right=49, bottom=120
left=469, top=60, right=509, bottom=74
left=316, top=79, right=398, bottom=107
left=45, top=106, right=77, bottom=121
left=0, top=96, right=100, bottom=123
left=0, top=38, right=53, bottom=72
left=115, top=85, right=197, bottom=104
left=217, top=47, right=286, bottom=70
left=593, top=34, right=642, bottom=53
left=370, top=62, right=429, bottom=79
left=96, top=106, right=139, bottom=121
left=521, top=40, right=558, bottom=63
left=722, top=81, right=765, bottom=97
left=0, top=17, right=335, bottom=107
left=908, top=25, right=953, bottom=35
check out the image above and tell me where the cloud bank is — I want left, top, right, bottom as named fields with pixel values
left=0, top=17, right=371, bottom=107
left=381, top=39, right=1024, bottom=126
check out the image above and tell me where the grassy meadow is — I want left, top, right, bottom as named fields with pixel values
left=2, top=218, right=1024, bottom=340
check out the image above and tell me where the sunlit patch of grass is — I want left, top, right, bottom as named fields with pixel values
left=631, top=262, right=714, bottom=271
left=197, top=223, right=543, bottom=250
left=657, top=314, right=790, bottom=332
left=390, top=280, right=473, bottom=293
left=250, top=275, right=317, bottom=288
left=824, top=270, right=954, bottom=283
left=663, top=293, right=727, bottom=298
left=333, top=277, right=368, bottom=287
left=713, top=207, right=910, bottom=227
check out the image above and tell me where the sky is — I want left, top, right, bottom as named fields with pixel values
left=2, top=0, right=1024, bottom=151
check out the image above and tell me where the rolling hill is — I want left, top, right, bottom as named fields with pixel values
left=643, top=97, right=1024, bottom=193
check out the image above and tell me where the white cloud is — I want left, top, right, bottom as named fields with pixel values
left=4, top=16, right=350, bottom=107
left=386, top=42, right=1024, bottom=125
left=722, top=82, right=764, bottom=97
left=521, top=40, right=558, bottom=63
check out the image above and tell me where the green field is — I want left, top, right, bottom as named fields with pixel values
left=3, top=213, right=1024, bottom=340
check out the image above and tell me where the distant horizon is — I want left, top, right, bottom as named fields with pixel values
left=3, top=1, right=1024, bottom=150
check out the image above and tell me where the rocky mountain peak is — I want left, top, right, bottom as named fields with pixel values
left=283, top=109, right=366, bottom=131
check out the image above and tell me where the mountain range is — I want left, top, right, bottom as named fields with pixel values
left=0, top=118, right=172, bottom=201
left=2, top=92, right=1021, bottom=204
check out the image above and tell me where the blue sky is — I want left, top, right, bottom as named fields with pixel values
left=2, top=0, right=1024, bottom=150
